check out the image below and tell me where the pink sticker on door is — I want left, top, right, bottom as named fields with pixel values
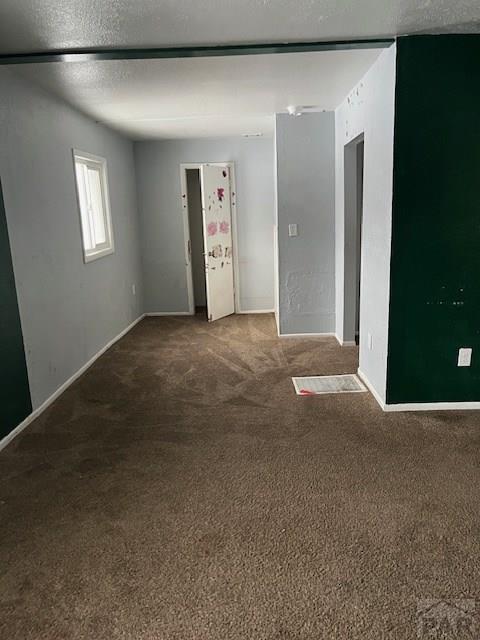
left=219, top=220, right=230, bottom=234
left=207, top=221, right=218, bottom=236
left=217, top=187, right=225, bottom=202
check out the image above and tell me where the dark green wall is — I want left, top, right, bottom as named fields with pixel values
left=387, top=35, right=480, bottom=404
left=0, top=179, right=31, bottom=438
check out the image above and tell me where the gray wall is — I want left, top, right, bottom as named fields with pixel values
left=275, top=112, right=335, bottom=335
left=0, top=67, right=143, bottom=409
left=134, top=137, right=275, bottom=313
left=335, top=45, right=396, bottom=401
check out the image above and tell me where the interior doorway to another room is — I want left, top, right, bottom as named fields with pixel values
left=181, top=163, right=238, bottom=322
left=185, top=169, right=207, bottom=316
left=343, top=135, right=365, bottom=346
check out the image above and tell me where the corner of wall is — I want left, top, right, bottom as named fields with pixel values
left=333, top=43, right=397, bottom=405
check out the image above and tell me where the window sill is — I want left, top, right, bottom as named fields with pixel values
left=84, top=246, right=115, bottom=263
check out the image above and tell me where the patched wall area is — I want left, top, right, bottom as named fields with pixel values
left=275, top=112, right=335, bottom=335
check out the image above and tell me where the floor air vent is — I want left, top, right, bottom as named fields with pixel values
left=292, top=374, right=367, bottom=396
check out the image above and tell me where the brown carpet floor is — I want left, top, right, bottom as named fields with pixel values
left=1, top=314, right=479, bottom=639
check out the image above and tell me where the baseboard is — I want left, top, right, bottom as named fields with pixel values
left=147, top=310, right=273, bottom=317
left=335, top=334, right=357, bottom=347
left=0, top=314, right=145, bottom=454
left=357, top=368, right=386, bottom=410
left=279, top=332, right=335, bottom=339
left=356, top=368, right=480, bottom=412
left=145, top=311, right=193, bottom=316
left=383, top=401, right=480, bottom=412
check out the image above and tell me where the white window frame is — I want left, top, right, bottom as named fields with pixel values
left=72, top=149, right=115, bottom=263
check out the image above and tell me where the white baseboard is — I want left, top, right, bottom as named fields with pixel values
left=279, top=332, right=335, bottom=339
left=384, top=401, right=480, bottom=412
left=335, top=334, right=357, bottom=347
left=357, top=368, right=386, bottom=410
left=357, top=367, right=480, bottom=412
left=147, top=310, right=273, bottom=317
left=0, top=314, right=145, bottom=454
left=145, top=311, right=193, bottom=316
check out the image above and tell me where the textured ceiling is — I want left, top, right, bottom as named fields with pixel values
left=13, top=49, right=382, bottom=139
left=0, top=0, right=479, bottom=54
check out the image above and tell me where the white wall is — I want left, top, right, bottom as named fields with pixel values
left=335, top=44, right=397, bottom=401
left=275, top=112, right=336, bottom=335
left=0, top=67, right=143, bottom=409
left=134, top=137, right=275, bottom=313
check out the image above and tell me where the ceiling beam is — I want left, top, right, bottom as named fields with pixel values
left=0, top=38, right=394, bottom=65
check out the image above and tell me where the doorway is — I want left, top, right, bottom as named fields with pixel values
left=185, top=169, right=207, bottom=316
left=343, top=134, right=364, bottom=346
left=181, top=163, right=238, bottom=322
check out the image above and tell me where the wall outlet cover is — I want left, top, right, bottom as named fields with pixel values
left=288, top=223, right=298, bottom=237
left=458, top=347, right=472, bottom=367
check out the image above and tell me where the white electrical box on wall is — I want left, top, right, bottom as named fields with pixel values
left=457, top=348, right=472, bottom=367
left=288, top=224, right=298, bottom=237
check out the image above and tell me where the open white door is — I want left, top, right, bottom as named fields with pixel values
left=200, top=164, right=235, bottom=322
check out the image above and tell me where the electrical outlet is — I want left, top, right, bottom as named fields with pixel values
left=458, top=347, right=472, bottom=367
left=132, top=284, right=136, bottom=296
left=367, top=333, right=373, bottom=350
left=288, top=224, right=298, bottom=237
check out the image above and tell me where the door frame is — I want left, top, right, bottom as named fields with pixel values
left=180, top=162, right=240, bottom=315
left=342, top=132, right=365, bottom=345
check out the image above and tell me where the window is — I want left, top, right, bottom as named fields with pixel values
left=73, top=150, right=114, bottom=262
